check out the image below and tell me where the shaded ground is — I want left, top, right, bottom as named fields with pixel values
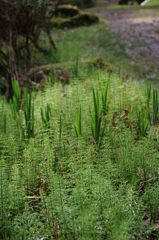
left=91, top=3, right=159, bottom=82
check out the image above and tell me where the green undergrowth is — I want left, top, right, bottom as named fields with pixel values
left=31, top=21, right=156, bottom=82
left=0, top=70, right=159, bottom=239
left=36, top=23, right=132, bottom=75
left=51, top=13, right=99, bottom=28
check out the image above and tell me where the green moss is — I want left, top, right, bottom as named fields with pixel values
left=55, top=4, right=79, bottom=17
left=52, top=13, right=99, bottom=28
left=51, top=18, right=70, bottom=28
left=70, top=13, right=99, bottom=26
left=89, top=57, right=112, bottom=70
left=27, top=57, right=112, bottom=83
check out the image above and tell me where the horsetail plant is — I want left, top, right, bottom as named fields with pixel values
left=24, top=87, right=34, bottom=139
left=90, top=88, right=102, bottom=143
left=41, top=103, right=51, bottom=126
left=50, top=67, right=55, bottom=85
left=149, top=89, right=158, bottom=138
left=10, top=78, right=21, bottom=119
left=58, top=115, right=62, bottom=169
left=136, top=106, right=149, bottom=137
left=102, top=81, right=109, bottom=116
left=3, top=112, right=6, bottom=134
left=72, top=56, right=78, bottom=79
left=146, top=77, right=151, bottom=107
left=74, top=105, right=82, bottom=137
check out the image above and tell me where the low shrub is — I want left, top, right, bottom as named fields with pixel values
left=52, top=13, right=99, bottom=28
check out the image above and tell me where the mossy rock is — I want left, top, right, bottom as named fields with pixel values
left=52, top=13, right=99, bottom=28
left=55, top=4, right=79, bottom=17
left=69, top=13, right=99, bottom=27
left=27, top=57, right=112, bottom=84
left=51, top=18, right=70, bottom=28
left=89, top=57, right=112, bottom=70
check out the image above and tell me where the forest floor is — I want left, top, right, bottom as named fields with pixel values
left=88, top=2, right=159, bottom=83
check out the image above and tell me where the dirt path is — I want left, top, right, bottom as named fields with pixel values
left=94, top=4, right=159, bottom=82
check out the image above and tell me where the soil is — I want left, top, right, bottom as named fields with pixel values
left=93, top=1, right=159, bottom=82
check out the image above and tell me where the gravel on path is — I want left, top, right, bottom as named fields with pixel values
left=94, top=3, right=159, bottom=82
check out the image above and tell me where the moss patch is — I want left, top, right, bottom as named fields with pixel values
left=27, top=57, right=112, bottom=84
left=89, top=57, right=111, bottom=70
left=70, top=13, right=99, bottom=26
left=55, top=4, right=79, bottom=17
left=52, top=13, right=99, bottom=28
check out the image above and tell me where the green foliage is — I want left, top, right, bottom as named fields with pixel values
left=143, top=183, right=159, bottom=220
left=102, top=81, right=109, bottom=116
left=50, top=67, right=55, bottom=86
left=52, top=13, right=99, bottom=28
left=9, top=79, right=21, bottom=119
left=136, top=82, right=158, bottom=138
left=146, top=77, right=151, bottom=107
left=0, top=0, right=59, bottom=97
left=24, top=88, right=34, bottom=139
left=90, top=88, right=102, bottom=143
left=3, top=112, right=6, bottom=134
left=149, top=89, right=158, bottom=137
left=74, top=104, right=82, bottom=137
left=56, top=116, right=66, bottom=173
left=41, top=103, right=51, bottom=125
left=136, top=106, right=149, bottom=137
left=72, top=56, right=79, bottom=79
left=0, top=71, right=159, bottom=239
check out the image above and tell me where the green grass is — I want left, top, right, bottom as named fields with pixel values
left=48, top=23, right=139, bottom=78
left=29, top=17, right=159, bottom=83
left=0, top=71, right=159, bottom=239
left=144, top=0, right=159, bottom=7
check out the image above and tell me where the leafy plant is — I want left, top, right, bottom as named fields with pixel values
left=50, top=67, right=55, bottom=86
left=146, top=77, right=151, bottom=107
left=148, top=89, right=158, bottom=138
left=24, top=88, right=34, bottom=139
left=9, top=79, right=21, bottom=119
left=58, top=115, right=62, bottom=167
left=90, top=88, right=102, bottom=143
left=3, top=112, right=6, bottom=134
left=102, top=81, right=109, bottom=116
left=136, top=106, right=149, bottom=137
left=74, top=105, right=82, bottom=137
left=140, top=106, right=149, bottom=137
left=72, top=56, right=78, bottom=79
left=41, top=103, right=51, bottom=126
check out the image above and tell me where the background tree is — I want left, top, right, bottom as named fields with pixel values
left=0, top=0, right=62, bottom=100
